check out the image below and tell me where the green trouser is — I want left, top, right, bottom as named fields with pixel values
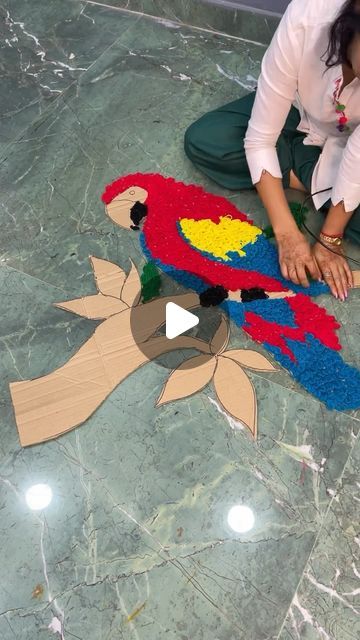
left=184, top=90, right=360, bottom=243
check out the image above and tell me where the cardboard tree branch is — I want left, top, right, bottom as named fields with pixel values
left=9, top=258, right=201, bottom=446
left=9, top=256, right=279, bottom=447
left=9, top=252, right=360, bottom=447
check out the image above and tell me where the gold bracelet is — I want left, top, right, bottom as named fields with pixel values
left=319, top=232, right=343, bottom=246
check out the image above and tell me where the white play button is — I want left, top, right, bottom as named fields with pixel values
left=165, top=302, right=199, bottom=340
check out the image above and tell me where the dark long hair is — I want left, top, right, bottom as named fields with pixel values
left=321, top=0, right=360, bottom=71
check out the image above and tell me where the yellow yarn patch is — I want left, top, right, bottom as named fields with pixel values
left=179, top=216, right=262, bottom=261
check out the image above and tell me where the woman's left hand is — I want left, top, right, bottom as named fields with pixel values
left=312, top=241, right=353, bottom=300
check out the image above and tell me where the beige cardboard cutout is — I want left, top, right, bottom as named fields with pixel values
left=214, top=358, right=258, bottom=438
left=90, top=256, right=127, bottom=298
left=157, top=355, right=217, bottom=406
left=106, top=186, right=148, bottom=229
left=9, top=257, right=279, bottom=447
left=353, top=270, right=360, bottom=288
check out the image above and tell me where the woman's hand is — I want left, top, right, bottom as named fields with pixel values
left=277, top=231, right=321, bottom=287
left=312, top=241, right=353, bottom=301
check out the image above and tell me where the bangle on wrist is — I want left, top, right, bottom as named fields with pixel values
left=319, top=231, right=343, bottom=246
left=320, top=231, right=344, bottom=239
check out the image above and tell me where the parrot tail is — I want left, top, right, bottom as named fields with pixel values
left=264, top=335, right=360, bottom=411
left=226, top=294, right=360, bottom=411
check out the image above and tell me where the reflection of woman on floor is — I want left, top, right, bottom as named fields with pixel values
left=185, top=0, right=360, bottom=302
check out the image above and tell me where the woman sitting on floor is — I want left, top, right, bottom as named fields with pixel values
left=184, top=0, right=360, bottom=302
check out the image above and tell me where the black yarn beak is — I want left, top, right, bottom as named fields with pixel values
left=130, top=201, right=148, bottom=231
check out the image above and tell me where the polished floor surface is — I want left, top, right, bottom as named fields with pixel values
left=0, top=2, right=359, bottom=639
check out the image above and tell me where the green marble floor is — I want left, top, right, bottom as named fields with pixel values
left=0, top=2, right=359, bottom=639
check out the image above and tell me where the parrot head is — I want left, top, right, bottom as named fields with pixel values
left=102, top=173, right=178, bottom=231
left=102, top=183, right=148, bottom=231
left=101, top=173, right=169, bottom=230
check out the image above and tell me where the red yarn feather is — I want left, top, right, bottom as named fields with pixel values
left=243, top=294, right=342, bottom=361
left=102, top=173, right=288, bottom=293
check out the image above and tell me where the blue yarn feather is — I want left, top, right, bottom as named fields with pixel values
left=140, top=232, right=359, bottom=410
left=224, top=299, right=297, bottom=328
left=225, top=235, right=327, bottom=297
left=141, top=234, right=209, bottom=293
left=223, top=300, right=246, bottom=326
left=263, top=336, right=360, bottom=411
left=175, top=225, right=328, bottom=297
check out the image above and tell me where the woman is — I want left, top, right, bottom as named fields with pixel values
left=184, top=0, right=360, bottom=302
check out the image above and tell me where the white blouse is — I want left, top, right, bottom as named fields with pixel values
left=244, top=0, right=360, bottom=213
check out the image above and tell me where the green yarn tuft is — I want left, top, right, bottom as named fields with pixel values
left=141, top=262, right=161, bottom=302
left=262, top=201, right=309, bottom=238
left=263, top=225, right=275, bottom=239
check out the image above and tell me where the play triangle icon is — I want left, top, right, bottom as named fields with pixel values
left=165, top=302, right=199, bottom=340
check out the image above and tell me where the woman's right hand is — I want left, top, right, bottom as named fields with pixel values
left=276, top=230, right=321, bottom=287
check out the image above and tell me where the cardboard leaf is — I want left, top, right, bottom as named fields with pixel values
left=156, top=355, right=217, bottom=406
left=90, top=256, right=126, bottom=298
left=352, top=270, right=360, bottom=288
left=214, top=357, right=257, bottom=438
left=210, top=315, right=230, bottom=355
left=208, top=396, right=246, bottom=432
left=122, top=259, right=141, bottom=307
left=55, top=294, right=127, bottom=319
left=223, top=349, right=277, bottom=372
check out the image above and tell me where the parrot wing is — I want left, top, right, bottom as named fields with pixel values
left=142, top=212, right=327, bottom=297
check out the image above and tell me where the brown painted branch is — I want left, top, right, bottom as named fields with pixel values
left=10, top=295, right=207, bottom=447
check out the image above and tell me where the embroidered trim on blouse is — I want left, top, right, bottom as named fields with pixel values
left=333, top=77, right=350, bottom=133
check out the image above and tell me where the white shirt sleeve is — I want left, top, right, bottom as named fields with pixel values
left=244, top=0, right=306, bottom=185
left=331, top=124, right=360, bottom=213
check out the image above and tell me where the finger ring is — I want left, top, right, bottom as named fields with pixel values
left=323, top=272, right=332, bottom=277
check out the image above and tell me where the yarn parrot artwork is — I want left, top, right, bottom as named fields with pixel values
left=102, top=172, right=360, bottom=412
left=9, top=171, right=360, bottom=448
